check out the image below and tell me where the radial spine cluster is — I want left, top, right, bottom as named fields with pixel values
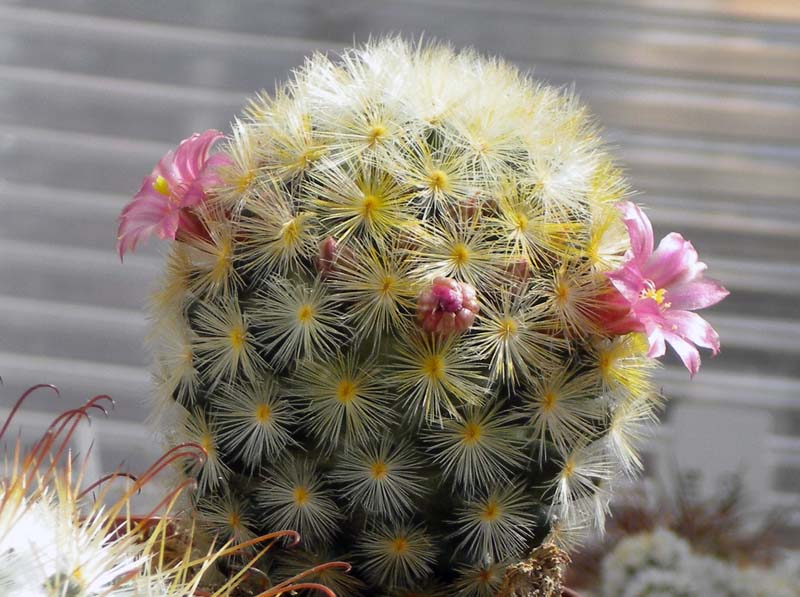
left=150, top=38, right=661, bottom=594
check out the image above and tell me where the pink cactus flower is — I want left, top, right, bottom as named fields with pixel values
left=116, top=130, right=232, bottom=259
left=599, top=201, right=729, bottom=376
left=417, top=277, right=479, bottom=336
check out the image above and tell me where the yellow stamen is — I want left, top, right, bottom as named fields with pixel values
left=153, top=175, right=170, bottom=196
left=641, top=286, right=667, bottom=305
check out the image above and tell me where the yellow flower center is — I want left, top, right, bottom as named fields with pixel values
left=554, top=281, right=570, bottom=305
left=542, top=391, right=558, bottom=412
left=451, top=243, right=470, bottom=266
left=641, top=286, right=667, bottom=305
left=361, top=194, right=380, bottom=219
left=514, top=212, right=529, bottom=232
left=293, top=486, right=310, bottom=506
left=367, top=124, right=387, bottom=146
left=477, top=568, right=493, bottom=583
left=370, top=460, right=388, bottom=480
left=229, top=325, right=246, bottom=352
left=499, top=318, right=517, bottom=339
left=389, top=537, right=409, bottom=554
left=422, top=355, right=444, bottom=379
left=480, top=498, right=501, bottom=522
left=72, top=565, right=84, bottom=584
left=153, top=175, right=170, bottom=197
left=462, top=422, right=482, bottom=444
left=236, top=170, right=255, bottom=192
left=200, top=433, right=215, bottom=456
left=598, top=352, right=612, bottom=375
left=254, top=403, right=272, bottom=424
left=428, top=169, right=449, bottom=192
left=561, top=457, right=576, bottom=479
left=336, top=379, right=357, bottom=404
left=297, top=304, right=315, bottom=324
left=281, top=218, right=300, bottom=245
left=211, top=238, right=232, bottom=284
left=380, top=276, right=395, bottom=295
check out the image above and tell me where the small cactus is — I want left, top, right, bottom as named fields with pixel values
left=121, top=39, right=727, bottom=594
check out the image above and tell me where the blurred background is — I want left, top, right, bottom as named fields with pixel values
left=1, top=0, right=798, bottom=547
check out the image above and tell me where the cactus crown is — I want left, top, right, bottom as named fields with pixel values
left=150, top=38, right=660, bottom=595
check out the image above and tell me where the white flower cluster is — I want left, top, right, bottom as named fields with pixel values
left=600, top=527, right=800, bottom=597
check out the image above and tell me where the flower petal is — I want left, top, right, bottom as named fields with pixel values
left=645, top=232, right=706, bottom=289
left=644, top=326, right=666, bottom=360
left=634, top=303, right=667, bottom=358
left=617, top=201, right=653, bottom=263
left=663, top=309, right=721, bottom=355
left=117, top=130, right=229, bottom=258
left=172, top=129, right=225, bottom=182
left=607, top=264, right=645, bottom=303
left=662, top=330, right=702, bottom=377
left=116, top=191, right=175, bottom=259
left=183, top=152, right=233, bottom=208
left=667, top=278, right=729, bottom=311
left=152, top=149, right=178, bottom=188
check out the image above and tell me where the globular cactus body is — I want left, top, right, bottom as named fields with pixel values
left=135, top=39, right=725, bottom=595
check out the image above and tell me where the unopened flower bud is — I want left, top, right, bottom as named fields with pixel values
left=459, top=190, right=482, bottom=220
left=316, top=236, right=339, bottom=276
left=417, top=277, right=479, bottom=336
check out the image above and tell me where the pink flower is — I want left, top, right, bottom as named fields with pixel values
left=417, top=277, right=479, bottom=336
left=116, top=130, right=232, bottom=259
left=599, top=201, right=729, bottom=376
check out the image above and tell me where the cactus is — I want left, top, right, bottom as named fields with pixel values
left=119, top=39, right=728, bottom=595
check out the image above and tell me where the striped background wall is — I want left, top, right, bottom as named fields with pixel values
left=1, top=0, right=798, bottom=533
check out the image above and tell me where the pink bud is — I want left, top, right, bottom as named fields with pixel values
left=316, top=236, right=339, bottom=276
left=506, top=258, right=529, bottom=282
left=416, top=277, right=479, bottom=336
left=459, top=190, right=482, bottom=220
